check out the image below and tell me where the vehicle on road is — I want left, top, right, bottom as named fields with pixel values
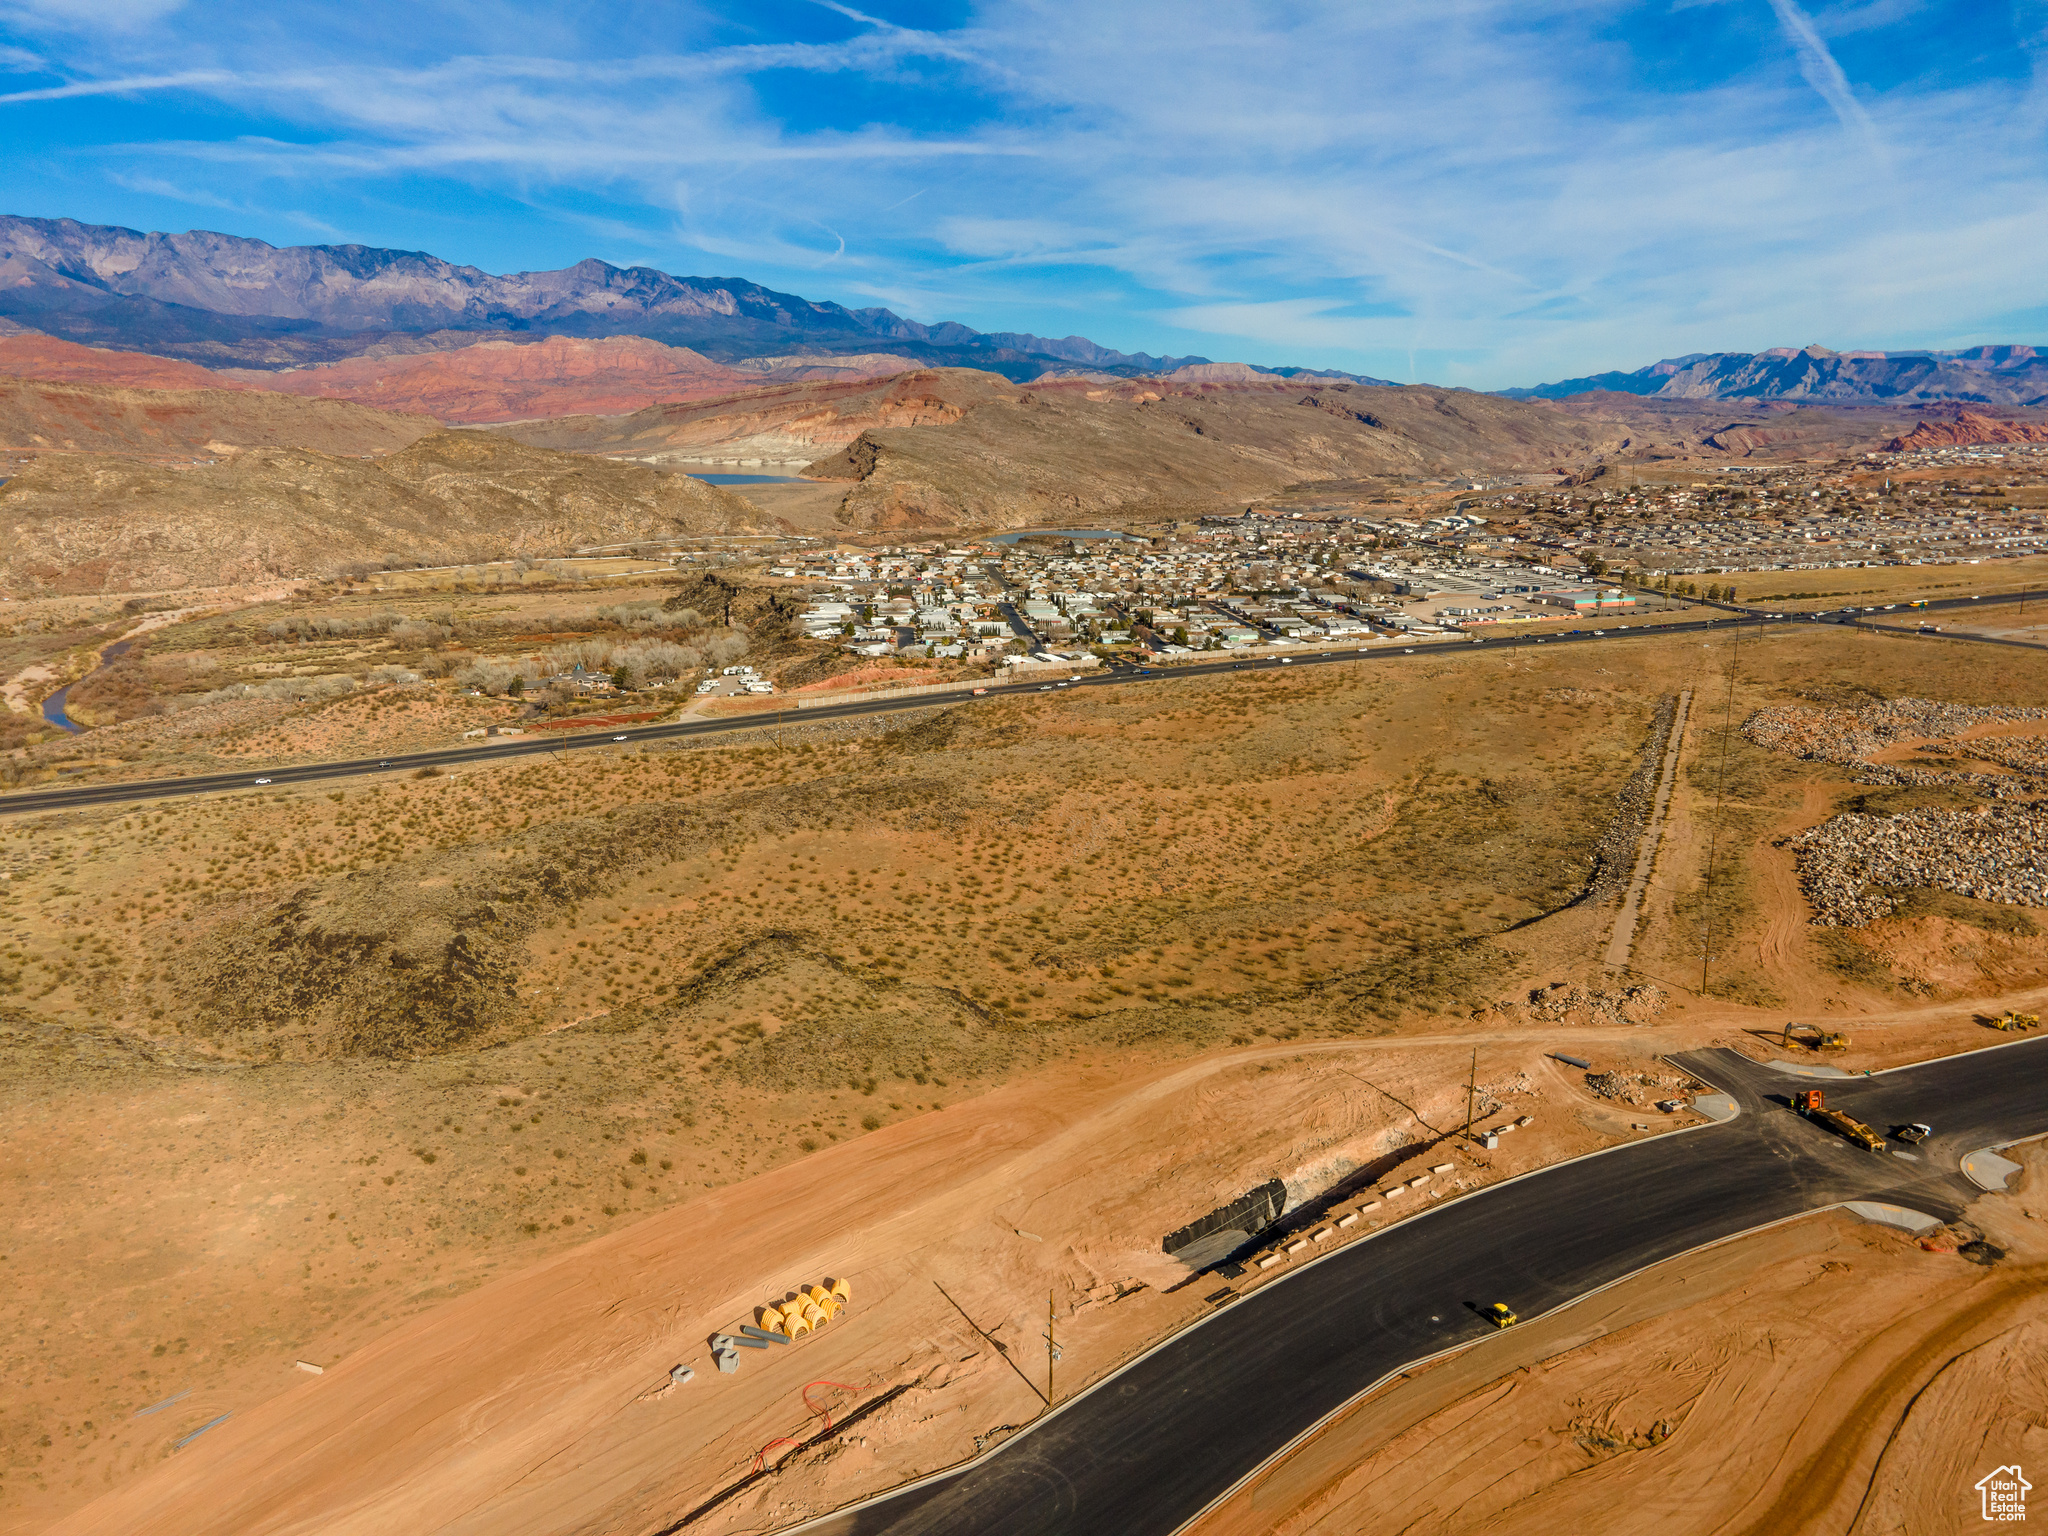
left=1893, top=1123, right=1932, bottom=1145
left=972, top=687, right=988, bottom=696
left=1485, top=1303, right=1517, bottom=1329
left=253, top=777, right=271, bottom=785
left=1039, top=685, right=1052, bottom=691
left=1280, top=658, right=1292, bottom=664
left=613, top=735, right=627, bottom=741
left=1792, top=1088, right=1887, bottom=1151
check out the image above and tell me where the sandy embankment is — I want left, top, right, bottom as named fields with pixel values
left=45, top=1029, right=1690, bottom=1536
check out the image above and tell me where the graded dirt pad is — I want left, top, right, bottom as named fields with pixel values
left=6, top=624, right=2048, bottom=1532
left=0, top=431, right=767, bottom=594
left=1188, top=1145, right=2048, bottom=1536
left=7, top=1028, right=1741, bottom=1536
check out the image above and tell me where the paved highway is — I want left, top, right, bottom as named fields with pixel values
left=3, top=587, right=2040, bottom=818
left=793, top=1038, right=2048, bottom=1536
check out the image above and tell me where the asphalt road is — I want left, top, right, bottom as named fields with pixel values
left=794, top=1037, right=2048, bottom=1536
left=4, top=588, right=2040, bottom=819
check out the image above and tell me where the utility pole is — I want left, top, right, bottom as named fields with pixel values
left=1464, top=1049, right=1477, bottom=1143
left=1047, top=1290, right=1056, bottom=1408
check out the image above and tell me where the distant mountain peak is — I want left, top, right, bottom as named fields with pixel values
left=1500, top=345, right=2048, bottom=407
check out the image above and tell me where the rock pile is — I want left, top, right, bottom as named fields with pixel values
left=1791, top=805, right=2048, bottom=926
left=1587, top=694, right=1680, bottom=899
left=1745, top=698, right=2048, bottom=767
left=1936, top=733, right=2048, bottom=778
left=1527, top=981, right=1669, bottom=1025
left=1583, top=1068, right=1695, bottom=1105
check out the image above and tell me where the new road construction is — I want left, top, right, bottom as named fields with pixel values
left=2, top=589, right=2041, bottom=818
left=790, top=1037, right=2048, bottom=1536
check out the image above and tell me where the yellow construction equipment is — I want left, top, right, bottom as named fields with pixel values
left=1991, top=1010, right=2040, bottom=1032
left=1792, top=1088, right=1886, bottom=1151
left=1783, top=1022, right=1849, bottom=1052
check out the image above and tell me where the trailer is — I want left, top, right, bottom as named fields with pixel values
left=1791, top=1088, right=1886, bottom=1151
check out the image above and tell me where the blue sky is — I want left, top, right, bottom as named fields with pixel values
left=1, top=0, right=2044, bottom=388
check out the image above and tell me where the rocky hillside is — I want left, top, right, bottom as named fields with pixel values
left=215, top=335, right=790, bottom=423
left=494, top=369, right=1000, bottom=466
left=505, top=369, right=1929, bottom=530
left=0, top=431, right=769, bottom=594
left=0, top=375, right=436, bottom=458
left=796, top=376, right=1650, bottom=529
left=0, top=332, right=233, bottom=391
left=1883, top=410, right=2048, bottom=452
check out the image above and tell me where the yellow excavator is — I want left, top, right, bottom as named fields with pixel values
left=1990, top=1010, right=2040, bottom=1032
left=1783, top=1022, right=1849, bottom=1052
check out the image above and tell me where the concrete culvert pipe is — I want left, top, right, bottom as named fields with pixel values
left=785, top=1313, right=812, bottom=1337
left=828, top=1277, right=851, bottom=1302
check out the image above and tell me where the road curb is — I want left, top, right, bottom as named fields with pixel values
left=778, top=1050, right=1755, bottom=1535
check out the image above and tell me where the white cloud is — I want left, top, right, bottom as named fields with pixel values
left=2, top=0, right=2039, bottom=385
left=1, top=0, right=185, bottom=26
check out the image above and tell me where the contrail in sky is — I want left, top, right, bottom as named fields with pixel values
left=1766, top=0, right=1889, bottom=166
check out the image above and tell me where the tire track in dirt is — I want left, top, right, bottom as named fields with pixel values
left=1754, top=779, right=1841, bottom=997
left=1720, top=1263, right=2048, bottom=1536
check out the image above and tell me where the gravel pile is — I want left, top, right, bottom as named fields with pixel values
left=1942, top=733, right=2048, bottom=778
left=1791, top=805, right=2048, bottom=926
left=1865, top=763, right=2045, bottom=802
left=1587, top=693, right=1680, bottom=898
left=1527, top=982, right=1669, bottom=1025
left=1745, top=698, right=2048, bottom=767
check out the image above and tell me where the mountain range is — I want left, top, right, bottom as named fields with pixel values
left=0, top=214, right=1231, bottom=380
left=1502, top=344, right=2048, bottom=407
left=1, top=216, right=2040, bottom=410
